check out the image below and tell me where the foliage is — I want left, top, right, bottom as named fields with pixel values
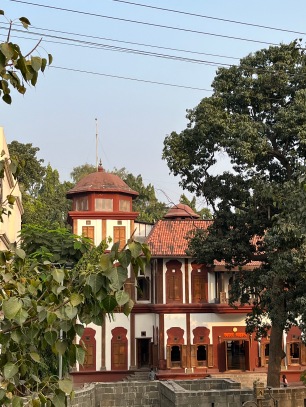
left=163, top=41, right=306, bottom=387
left=180, top=194, right=212, bottom=219
left=70, top=163, right=96, bottom=184
left=0, top=10, right=52, bottom=104
left=20, top=225, right=93, bottom=264
left=112, top=167, right=169, bottom=222
left=0, top=236, right=151, bottom=406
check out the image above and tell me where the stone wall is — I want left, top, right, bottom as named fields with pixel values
left=70, top=381, right=159, bottom=407
left=210, top=373, right=268, bottom=388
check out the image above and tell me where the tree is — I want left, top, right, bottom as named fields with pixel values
left=163, top=41, right=306, bottom=387
left=180, top=194, right=212, bottom=219
left=70, top=163, right=96, bottom=184
left=112, top=167, right=169, bottom=222
left=0, top=10, right=52, bottom=104
left=0, top=235, right=151, bottom=405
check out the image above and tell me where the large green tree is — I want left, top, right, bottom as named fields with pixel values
left=163, top=41, right=306, bottom=387
left=70, top=163, right=96, bottom=184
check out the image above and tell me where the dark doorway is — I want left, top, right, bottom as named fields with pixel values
left=227, top=340, right=245, bottom=371
left=137, top=339, right=150, bottom=368
left=171, top=346, right=181, bottom=362
left=197, top=345, right=207, bottom=367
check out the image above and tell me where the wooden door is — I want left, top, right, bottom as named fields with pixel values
left=193, top=275, right=206, bottom=301
left=245, top=341, right=250, bottom=371
left=149, top=341, right=153, bottom=366
left=167, top=275, right=181, bottom=302
left=113, top=343, right=126, bottom=368
left=114, top=226, right=126, bottom=249
left=181, top=345, right=187, bottom=368
left=152, top=344, right=158, bottom=367
left=301, top=343, right=306, bottom=365
left=224, top=341, right=228, bottom=371
left=191, top=345, right=196, bottom=368
left=286, top=342, right=291, bottom=366
left=166, top=345, right=171, bottom=368
left=137, top=339, right=141, bottom=369
left=82, top=226, right=94, bottom=243
left=83, top=344, right=94, bottom=368
left=80, top=328, right=96, bottom=371
left=261, top=343, right=266, bottom=367
left=207, top=344, right=214, bottom=367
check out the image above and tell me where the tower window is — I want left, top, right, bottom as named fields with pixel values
left=75, top=196, right=88, bottom=211
left=119, top=200, right=130, bottom=212
left=95, top=198, right=113, bottom=211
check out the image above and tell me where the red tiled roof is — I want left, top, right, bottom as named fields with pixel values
left=145, top=219, right=262, bottom=267
left=66, top=167, right=139, bottom=198
left=145, top=219, right=211, bottom=257
left=163, top=203, right=200, bottom=219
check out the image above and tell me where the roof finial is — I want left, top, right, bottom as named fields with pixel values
left=98, top=158, right=103, bottom=172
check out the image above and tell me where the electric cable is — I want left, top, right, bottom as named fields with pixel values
left=6, top=0, right=279, bottom=46
left=108, top=0, right=306, bottom=37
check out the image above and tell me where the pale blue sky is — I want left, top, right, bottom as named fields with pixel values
left=1, top=0, right=305, bottom=209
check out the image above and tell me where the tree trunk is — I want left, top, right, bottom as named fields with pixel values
left=267, top=324, right=284, bottom=387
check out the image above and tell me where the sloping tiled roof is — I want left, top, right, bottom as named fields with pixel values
left=163, top=203, right=200, bottom=219
left=145, top=219, right=211, bottom=257
left=145, top=219, right=262, bottom=267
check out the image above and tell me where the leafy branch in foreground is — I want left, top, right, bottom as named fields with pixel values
left=0, top=9, right=52, bottom=104
left=0, top=236, right=151, bottom=406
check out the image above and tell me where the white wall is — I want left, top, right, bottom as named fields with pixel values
left=190, top=313, right=247, bottom=343
left=135, top=314, right=155, bottom=339
left=164, top=313, right=186, bottom=359
left=105, top=313, right=131, bottom=370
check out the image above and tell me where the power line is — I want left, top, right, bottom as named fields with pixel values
left=0, top=27, right=233, bottom=67
left=2, top=21, right=240, bottom=61
left=108, top=0, right=306, bottom=37
left=50, top=65, right=212, bottom=91
left=6, top=0, right=279, bottom=46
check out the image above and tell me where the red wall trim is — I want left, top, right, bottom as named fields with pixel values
left=193, top=327, right=210, bottom=344
left=130, top=303, right=253, bottom=314
left=67, top=210, right=140, bottom=225
left=167, top=327, right=185, bottom=345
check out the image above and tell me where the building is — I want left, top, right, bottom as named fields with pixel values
left=0, top=127, right=23, bottom=250
left=67, top=166, right=306, bottom=383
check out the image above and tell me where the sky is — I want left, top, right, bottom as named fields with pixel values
left=1, top=0, right=306, bottom=210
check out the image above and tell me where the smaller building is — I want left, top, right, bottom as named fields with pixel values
left=0, top=127, right=23, bottom=250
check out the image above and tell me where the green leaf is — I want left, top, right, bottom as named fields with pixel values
left=102, top=295, right=117, bottom=312
left=111, top=240, right=120, bottom=255
left=136, top=256, right=146, bottom=274
left=60, top=320, right=72, bottom=332
left=31, top=56, right=41, bottom=72
left=52, top=391, right=65, bottom=407
left=3, top=298, right=22, bottom=320
left=12, top=396, right=22, bottom=407
left=45, top=330, right=57, bottom=346
left=11, top=330, right=22, bottom=343
left=0, top=10, right=4, bottom=15
left=41, top=58, right=47, bottom=73
left=86, top=274, right=103, bottom=294
left=15, top=248, right=26, bottom=260
left=115, top=290, right=130, bottom=306
left=51, top=268, right=65, bottom=283
left=19, top=16, right=31, bottom=28
left=142, top=243, right=151, bottom=263
left=65, top=305, right=77, bottom=320
left=105, top=265, right=127, bottom=290
left=30, top=352, right=40, bottom=362
left=92, top=313, right=104, bottom=325
left=123, top=299, right=134, bottom=317
left=3, top=362, right=18, bottom=379
left=1, top=43, right=14, bottom=59
left=117, top=249, right=131, bottom=268
left=17, top=282, right=25, bottom=294
left=70, top=293, right=83, bottom=307
left=14, top=308, right=28, bottom=325
left=0, top=390, right=6, bottom=400
left=55, top=340, right=67, bottom=355
left=75, top=345, right=85, bottom=365
left=0, top=51, right=6, bottom=71
left=100, top=253, right=112, bottom=271
left=74, top=324, right=84, bottom=337
left=96, top=287, right=107, bottom=302
left=2, top=94, right=11, bottom=105
left=47, top=312, right=57, bottom=325
left=59, top=379, right=73, bottom=394
left=128, top=241, right=142, bottom=258
left=48, top=54, right=53, bottom=65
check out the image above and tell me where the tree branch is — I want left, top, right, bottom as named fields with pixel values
left=24, top=38, right=42, bottom=58
left=6, top=21, right=12, bottom=43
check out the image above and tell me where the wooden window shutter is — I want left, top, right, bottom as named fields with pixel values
left=166, top=345, right=171, bottom=369
left=191, top=344, right=196, bottom=367
left=181, top=345, right=187, bottom=368
left=113, top=343, right=120, bottom=367
left=193, top=276, right=201, bottom=300
left=114, top=226, right=126, bottom=249
left=82, top=226, right=94, bottom=243
left=300, top=343, right=306, bottom=365
left=168, top=276, right=174, bottom=300
left=119, top=344, right=125, bottom=367
left=286, top=343, right=291, bottom=366
left=84, top=344, right=94, bottom=368
left=201, top=276, right=206, bottom=300
left=261, top=344, right=266, bottom=367
left=207, top=344, right=214, bottom=367
left=174, top=275, right=181, bottom=300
